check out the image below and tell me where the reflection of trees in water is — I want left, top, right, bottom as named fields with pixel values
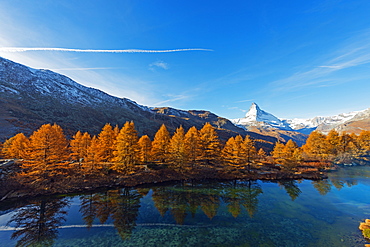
left=242, top=181, right=263, bottom=217
left=330, top=177, right=358, bottom=190
left=94, top=191, right=111, bottom=225
left=325, top=166, right=366, bottom=191
left=312, top=180, right=332, bottom=195
left=330, top=179, right=345, bottom=190
left=278, top=180, right=302, bottom=201
left=221, top=180, right=263, bottom=218
left=7, top=198, right=70, bottom=247
left=310, top=174, right=360, bottom=195
left=79, top=188, right=142, bottom=240
left=151, top=180, right=263, bottom=222
left=110, top=188, right=142, bottom=240
left=151, top=182, right=225, bottom=224
left=199, top=190, right=220, bottom=220
left=79, top=193, right=100, bottom=229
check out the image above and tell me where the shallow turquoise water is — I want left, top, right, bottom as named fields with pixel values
left=1, top=166, right=370, bottom=246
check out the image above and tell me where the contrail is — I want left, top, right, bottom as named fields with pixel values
left=0, top=47, right=213, bottom=53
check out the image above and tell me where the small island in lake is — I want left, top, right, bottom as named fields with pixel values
left=1, top=121, right=370, bottom=201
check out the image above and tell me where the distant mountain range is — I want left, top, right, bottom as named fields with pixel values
left=232, top=102, right=370, bottom=136
left=0, top=57, right=277, bottom=150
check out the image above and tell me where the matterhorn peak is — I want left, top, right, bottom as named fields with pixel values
left=232, top=103, right=291, bottom=130
left=245, top=102, right=262, bottom=119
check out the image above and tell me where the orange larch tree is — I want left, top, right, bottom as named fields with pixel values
left=113, top=125, right=120, bottom=139
left=338, top=132, right=352, bottom=154
left=151, top=124, right=171, bottom=163
left=70, top=131, right=91, bottom=169
left=96, top=123, right=116, bottom=163
left=85, top=136, right=101, bottom=171
left=336, top=132, right=361, bottom=163
left=233, top=135, right=245, bottom=167
left=222, top=135, right=250, bottom=169
left=281, top=139, right=300, bottom=171
left=81, top=132, right=92, bottom=160
left=359, top=130, right=370, bottom=151
left=272, top=141, right=285, bottom=163
left=70, top=131, right=83, bottom=161
left=168, top=126, right=186, bottom=171
left=283, top=140, right=299, bottom=159
left=138, top=135, right=152, bottom=164
left=242, top=135, right=257, bottom=171
left=326, top=130, right=340, bottom=157
left=199, top=123, right=221, bottom=166
left=184, top=126, right=200, bottom=167
left=358, top=130, right=370, bottom=160
left=112, top=121, right=139, bottom=173
left=257, top=148, right=266, bottom=161
left=302, top=131, right=329, bottom=161
left=2, top=133, right=29, bottom=159
left=21, top=124, right=70, bottom=186
left=221, top=136, right=236, bottom=167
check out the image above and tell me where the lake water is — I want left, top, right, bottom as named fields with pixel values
left=1, top=166, right=370, bottom=246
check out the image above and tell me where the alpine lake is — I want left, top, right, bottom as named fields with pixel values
left=1, top=165, right=370, bottom=247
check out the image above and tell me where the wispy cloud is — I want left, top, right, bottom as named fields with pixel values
left=317, top=65, right=342, bottom=69
left=222, top=105, right=248, bottom=114
left=154, top=94, right=190, bottom=106
left=235, top=99, right=254, bottom=103
left=270, top=30, right=370, bottom=92
left=53, top=67, right=124, bottom=71
left=0, top=47, right=213, bottom=53
left=149, top=60, right=169, bottom=71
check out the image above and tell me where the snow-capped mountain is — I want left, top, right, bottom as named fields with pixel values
left=232, top=103, right=291, bottom=130
left=281, top=111, right=361, bottom=134
left=231, top=103, right=309, bottom=145
left=316, top=108, right=370, bottom=134
left=232, top=102, right=369, bottom=134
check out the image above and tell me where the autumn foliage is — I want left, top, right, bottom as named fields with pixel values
left=19, top=124, right=70, bottom=186
left=2, top=121, right=370, bottom=192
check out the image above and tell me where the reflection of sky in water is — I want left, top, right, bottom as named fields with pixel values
left=0, top=166, right=369, bottom=246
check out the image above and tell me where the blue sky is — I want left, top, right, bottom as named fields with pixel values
left=1, top=0, right=370, bottom=119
